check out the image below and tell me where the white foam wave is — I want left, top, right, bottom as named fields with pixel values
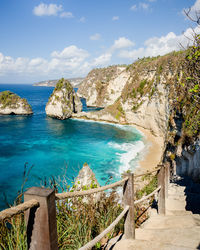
left=108, top=140, right=145, bottom=176
left=72, top=118, right=143, bottom=136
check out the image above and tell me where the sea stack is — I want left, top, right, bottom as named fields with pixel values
left=45, top=78, right=82, bottom=119
left=0, top=91, right=33, bottom=115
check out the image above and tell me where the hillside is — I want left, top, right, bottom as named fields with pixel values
left=75, top=46, right=200, bottom=182
left=33, top=77, right=84, bottom=88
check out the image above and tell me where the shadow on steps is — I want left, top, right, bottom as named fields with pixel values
left=171, top=176, right=200, bottom=214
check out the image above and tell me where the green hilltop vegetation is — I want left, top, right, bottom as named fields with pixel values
left=0, top=91, right=32, bottom=112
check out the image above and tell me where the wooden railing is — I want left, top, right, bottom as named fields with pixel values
left=0, top=164, right=169, bottom=250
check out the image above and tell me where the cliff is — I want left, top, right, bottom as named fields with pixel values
left=76, top=52, right=185, bottom=138
left=75, top=47, right=200, bottom=182
left=45, top=78, right=82, bottom=119
left=0, top=91, right=33, bottom=115
left=77, top=66, right=127, bottom=107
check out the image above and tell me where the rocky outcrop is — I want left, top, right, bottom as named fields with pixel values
left=45, top=78, right=82, bottom=119
left=0, top=91, right=33, bottom=115
left=77, top=66, right=127, bottom=107
left=74, top=163, right=100, bottom=202
left=74, top=163, right=100, bottom=190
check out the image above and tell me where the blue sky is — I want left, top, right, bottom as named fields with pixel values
left=0, top=0, right=199, bottom=83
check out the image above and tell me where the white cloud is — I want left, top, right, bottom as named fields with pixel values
left=0, top=45, right=90, bottom=79
left=111, top=37, right=135, bottom=50
left=33, top=3, right=63, bottom=16
left=184, top=0, right=200, bottom=20
left=51, top=45, right=89, bottom=61
left=139, top=3, right=149, bottom=10
left=90, top=33, right=101, bottom=41
left=112, top=16, right=119, bottom=21
left=60, top=12, right=73, bottom=18
left=92, top=53, right=112, bottom=66
left=79, top=17, right=86, bottom=23
left=118, top=26, right=200, bottom=60
left=130, top=5, right=137, bottom=11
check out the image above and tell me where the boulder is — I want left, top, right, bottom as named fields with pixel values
left=45, top=78, right=82, bottom=119
left=0, top=91, right=33, bottom=115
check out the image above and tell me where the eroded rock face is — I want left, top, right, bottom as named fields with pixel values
left=74, top=163, right=100, bottom=202
left=45, top=78, right=82, bottom=119
left=74, top=163, right=100, bottom=190
left=0, top=91, right=33, bottom=115
left=77, top=66, right=128, bottom=107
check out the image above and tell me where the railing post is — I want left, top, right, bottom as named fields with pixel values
left=123, top=173, right=135, bottom=239
left=24, top=187, right=58, bottom=250
left=158, top=165, right=166, bottom=215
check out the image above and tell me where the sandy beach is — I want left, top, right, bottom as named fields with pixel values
left=133, top=124, right=164, bottom=175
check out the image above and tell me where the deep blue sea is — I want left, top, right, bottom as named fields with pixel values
left=0, top=84, right=145, bottom=210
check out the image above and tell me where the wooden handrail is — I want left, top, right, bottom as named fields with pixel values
left=134, top=186, right=161, bottom=205
left=0, top=163, right=169, bottom=250
left=79, top=206, right=130, bottom=250
left=55, top=177, right=129, bottom=200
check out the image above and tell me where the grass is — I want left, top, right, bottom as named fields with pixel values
left=0, top=170, right=160, bottom=249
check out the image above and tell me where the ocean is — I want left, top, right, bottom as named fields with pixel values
left=0, top=84, right=145, bottom=210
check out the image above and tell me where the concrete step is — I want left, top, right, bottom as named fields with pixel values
left=140, top=214, right=199, bottom=229
left=166, top=210, right=193, bottom=216
left=112, top=238, right=196, bottom=250
left=135, top=227, right=200, bottom=249
left=166, top=197, right=187, bottom=211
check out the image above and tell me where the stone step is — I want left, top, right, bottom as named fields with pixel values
left=135, top=227, right=200, bottom=249
left=140, top=214, right=198, bottom=229
left=112, top=238, right=195, bottom=250
left=166, top=210, right=193, bottom=216
left=166, top=197, right=187, bottom=211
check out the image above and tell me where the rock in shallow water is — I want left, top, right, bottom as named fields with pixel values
left=0, top=91, right=33, bottom=115
left=45, top=78, right=82, bottom=119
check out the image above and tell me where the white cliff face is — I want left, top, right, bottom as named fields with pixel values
left=45, top=78, right=82, bottom=120
left=78, top=66, right=127, bottom=107
left=122, top=84, right=170, bottom=137
left=74, top=163, right=101, bottom=202
left=0, top=91, right=33, bottom=115
left=175, top=140, right=200, bottom=182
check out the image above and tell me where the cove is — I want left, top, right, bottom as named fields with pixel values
left=0, top=84, right=144, bottom=210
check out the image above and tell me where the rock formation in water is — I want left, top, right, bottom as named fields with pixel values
left=0, top=91, right=33, bottom=115
left=45, top=78, right=82, bottom=119
left=74, top=163, right=100, bottom=202
left=74, top=163, right=100, bottom=190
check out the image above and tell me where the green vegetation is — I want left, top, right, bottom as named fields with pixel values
left=136, top=175, right=158, bottom=200
left=0, top=91, right=32, bottom=111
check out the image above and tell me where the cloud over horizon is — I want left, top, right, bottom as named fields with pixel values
left=1, top=25, right=200, bottom=82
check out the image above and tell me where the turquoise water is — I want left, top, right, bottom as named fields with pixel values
left=0, top=84, right=144, bottom=210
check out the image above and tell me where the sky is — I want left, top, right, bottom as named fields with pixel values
left=0, top=0, right=200, bottom=83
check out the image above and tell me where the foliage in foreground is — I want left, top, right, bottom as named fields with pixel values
left=0, top=173, right=159, bottom=250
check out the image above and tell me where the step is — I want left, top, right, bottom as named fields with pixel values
left=140, top=214, right=198, bottom=229
left=112, top=239, right=195, bottom=250
left=135, top=227, right=200, bottom=249
left=166, top=197, right=187, bottom=211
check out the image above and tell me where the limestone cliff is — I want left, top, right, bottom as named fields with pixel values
left=0, top=91, right=33, bottom=115
left=76, top=52, right=184, bottom=138
left=77, top=65, right=127, bottom=107
left=74, top=163, right=100, bottom=202
left=45, top=78, right=82, bottom=119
